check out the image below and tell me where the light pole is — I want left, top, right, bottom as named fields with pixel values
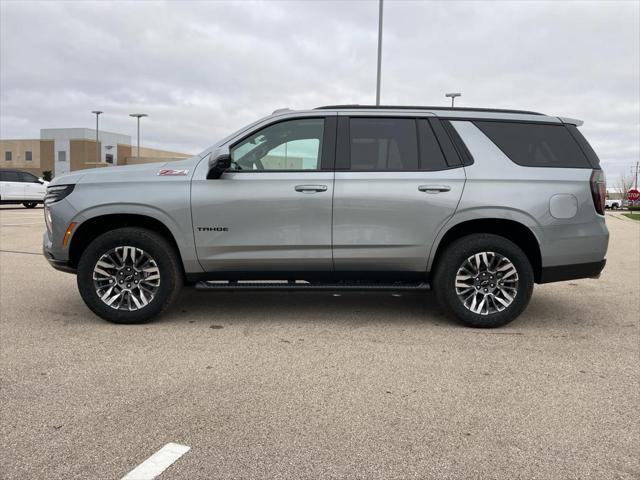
left=91, top=110, right=103, bottom=162
left=375, top=0, right=384, bottom=105
left=445, top=92, right=461, bottom=108
left=129, top=113, right=148, bottom=161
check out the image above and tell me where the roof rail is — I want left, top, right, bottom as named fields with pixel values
left=272, top=108, right=293, bottom=115
left=314, top=104, right=545, bottom=116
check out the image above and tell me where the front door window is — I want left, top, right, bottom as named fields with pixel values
left=230, top=118, right=324, bottom=171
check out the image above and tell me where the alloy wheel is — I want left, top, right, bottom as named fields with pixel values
left=92, top=246, right=161, bottom=311
left=454, top=251, right=519, bottom=315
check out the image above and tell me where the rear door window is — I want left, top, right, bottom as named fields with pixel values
left=2, top=171, right=20, bottom=182
left=349, top=118, right=418, bottom=171
left=474, top=121, right=591, bottom=168
left=418, top=119, right=450, bottom=170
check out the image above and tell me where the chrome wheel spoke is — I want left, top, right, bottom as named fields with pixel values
left=93, top=246, right=160, bottom=311
left=455, top=251, right=518, bottom=316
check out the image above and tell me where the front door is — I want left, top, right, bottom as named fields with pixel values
left=191, top=116, right=336, bottom=275
left=332, top=115, right=466, bottom=275
left=21, top=172, right=46, bottom=200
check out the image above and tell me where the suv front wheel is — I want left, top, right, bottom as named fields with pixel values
left=77, top=228, right=183, bottom=323
left=433, top=234, right=534, bottom=328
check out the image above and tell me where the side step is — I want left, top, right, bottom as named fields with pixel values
left=195, top=280, right=430, bottom=291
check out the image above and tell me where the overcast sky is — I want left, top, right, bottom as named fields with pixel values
left=1, top=0, right=638, bottom=182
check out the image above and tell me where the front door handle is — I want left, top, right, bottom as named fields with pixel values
left=418, top=184, right=451, bottom=193
left=295, top=184, right=328, bottom=193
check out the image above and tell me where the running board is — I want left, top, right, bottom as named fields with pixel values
left=195, top=280, right=431, bottom=291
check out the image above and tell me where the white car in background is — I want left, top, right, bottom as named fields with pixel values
left=0, top=169, right=49, bottom=208
left=605, top=198, right=622, bottom=210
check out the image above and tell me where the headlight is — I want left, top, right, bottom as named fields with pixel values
left=44, top=184, right=75, bottom=205
left=44, top=206, right=52, bottom=234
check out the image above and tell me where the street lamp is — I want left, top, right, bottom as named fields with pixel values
left=375, top=0, right=384, bottom=106
left=445, top=92, right=461, bottom=108
left=129, top=113, right=148, bottom=161
left=91, top=110, right=103, bottom=162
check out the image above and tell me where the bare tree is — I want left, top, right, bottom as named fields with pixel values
left=614, top=173, right=634, bottom=200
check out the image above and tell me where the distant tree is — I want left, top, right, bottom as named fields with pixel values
left=42, top=170, right=52, bottom=181
left=615, top=173, right=634, bottom=200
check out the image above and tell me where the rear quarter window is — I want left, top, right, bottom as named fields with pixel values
left=474, top=121, right=592, bottom=168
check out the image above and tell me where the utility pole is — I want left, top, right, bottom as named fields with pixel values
left=91, top=111, right=103, bottom=162
left=445, top=93, right=461, bottom=108
left=375, top=0, right=383, bottom=105
left=129, top=113, right=148, bottom=161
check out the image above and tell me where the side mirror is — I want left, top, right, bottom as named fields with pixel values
left=207, top=153, right=231, bottom=180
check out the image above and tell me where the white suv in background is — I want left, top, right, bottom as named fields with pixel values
left=0, top=169, right=48, bottom=208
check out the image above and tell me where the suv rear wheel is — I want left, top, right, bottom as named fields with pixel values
left=77, top=228, right=183, bottom=324
left=434, top=234, right=534, bottom=328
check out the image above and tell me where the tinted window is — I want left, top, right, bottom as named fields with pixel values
left=418, top=120, right=448, bottom=170
left=566, top=125, right=601, bottom=168
left=349, top=118, right=418, bottom=170
left=20, top=172, right=38, bottom=183
left=475, top=121, right=590, bottom=168
left=2, top=171, right=20, bottom=182
left=231, top=118, right=324, bottom=171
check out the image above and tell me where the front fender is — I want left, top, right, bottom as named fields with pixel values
left=66, top=178, right=202, bottom=274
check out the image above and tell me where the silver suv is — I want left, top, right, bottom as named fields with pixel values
left=43, top=105, right=608, bottom=327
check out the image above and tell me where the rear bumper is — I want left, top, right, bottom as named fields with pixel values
left=538, top=260, right=606, bottom=284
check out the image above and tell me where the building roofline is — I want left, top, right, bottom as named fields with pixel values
left=39, top=127, right=132, bottom=138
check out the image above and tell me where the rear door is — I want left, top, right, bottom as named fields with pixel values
left=191, top=115, right=337, bottom=274
left=332, top=114, right=466, bottom=275
left=0, top=171, right=25, bottom=200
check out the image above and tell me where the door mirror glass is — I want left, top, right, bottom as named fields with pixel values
left=207, top=153, right=232, bottom=179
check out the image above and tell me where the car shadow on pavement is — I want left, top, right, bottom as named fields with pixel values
left=164, top=288, right=461, bottom=328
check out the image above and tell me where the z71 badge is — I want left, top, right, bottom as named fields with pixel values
left=157, top=169, right=189, bottom=176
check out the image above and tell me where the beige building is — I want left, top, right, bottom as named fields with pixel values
left=1, top=128, right=191, bottom=179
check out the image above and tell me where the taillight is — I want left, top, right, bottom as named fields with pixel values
left=590, top=169, right=606, bottom=215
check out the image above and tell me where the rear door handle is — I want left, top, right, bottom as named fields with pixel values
left=418, top=184, right=451, bottom=193
left=295, top=184, right=328, bottom=193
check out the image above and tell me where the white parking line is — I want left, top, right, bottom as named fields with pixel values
left=1, top=222, right=43, bottom=226
left=121, top=443, right=190, bottom=480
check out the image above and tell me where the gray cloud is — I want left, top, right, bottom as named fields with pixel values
left=1, top=0, right=638, bottom=181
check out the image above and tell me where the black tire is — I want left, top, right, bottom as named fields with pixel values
left=433, top=234, right=534, bottom=328
left=77, top=228, right=183, bottom=324
left=23, top=202, right=37, bottom=209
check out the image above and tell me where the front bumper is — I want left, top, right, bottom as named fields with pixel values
left=43, top=230, right=76, bottom=274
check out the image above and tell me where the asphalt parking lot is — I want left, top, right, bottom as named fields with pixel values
left=0, top=206, right=638, bottom=480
